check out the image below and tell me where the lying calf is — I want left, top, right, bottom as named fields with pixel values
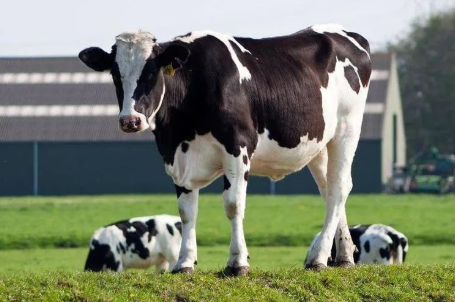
left=308, top=224, right=408, bottom=265
left=84, top=215, right=182, bottom=272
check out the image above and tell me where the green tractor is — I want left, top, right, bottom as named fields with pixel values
left=408, top=148, right=455, bottom=194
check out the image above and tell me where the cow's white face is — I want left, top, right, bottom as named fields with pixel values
left=113, top=32, right=157, bottom=132
left=79, top=31, right=190, bottom=133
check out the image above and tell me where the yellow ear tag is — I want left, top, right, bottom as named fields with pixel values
left=164, top=64, right=175, bottom=76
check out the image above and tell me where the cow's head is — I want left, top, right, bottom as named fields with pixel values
left=79, top=31, right=190, bottom=133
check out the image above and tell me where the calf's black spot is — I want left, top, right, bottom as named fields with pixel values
left=223, top=175, right=231, bottom=191
left=400, top=238, right=408, bottom=262
left=379, top=247, right=391, bottom=260
left=364, top=240, right=370, bottom=253
left=166, top=223, right=174, bottom=236
left=244, top=171, right=249, bottom=181
left=181, top=142, right=189, bottom=153
left=118, top=242, right=126, bottom=254
left=243, top=155, right=248, bottom=165
left=146, top=219, right=158, bottom=241
left=84, top=240, right=120, bottom=272
left=175, top=185, right=192, bottom=198
left=348, top=225, right=370, bottom=263
left=109, top=219, right=153, bottom=260
left=174, top=222, right=182, bottom=235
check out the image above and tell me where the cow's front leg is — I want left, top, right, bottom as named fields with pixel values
left=172, top=186, right=199, bottom=274
left=223, top=149, right=250, bottom=276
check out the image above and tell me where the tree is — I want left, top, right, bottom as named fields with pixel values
left=391, top=9, right=455, bottom=157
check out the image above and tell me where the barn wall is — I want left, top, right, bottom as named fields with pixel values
left=0, top=140, right=382, bottom=196
left=0, top=142, right=34, bottom=196
left=381, top=53, right=407, bottom=184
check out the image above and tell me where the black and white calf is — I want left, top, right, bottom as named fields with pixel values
left=84, top=215, right=182, bottom=272
left=79, top=24, right=371, bottom=275
left=308, top=224, right=409, bottom=265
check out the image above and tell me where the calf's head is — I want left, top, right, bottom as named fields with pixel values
left=79, top=31, right=189, bottom=133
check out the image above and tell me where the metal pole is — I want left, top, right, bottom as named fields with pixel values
left=270, top=180, right=276, bottom=195
left=33, top=141, right=38, bottom=196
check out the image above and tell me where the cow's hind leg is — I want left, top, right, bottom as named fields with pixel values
left=222, top=147, right=250, bottom=276
left=307, top=147, right=356, bottom=268
left=305, top=122, right=361, bottom=270
left=172, top=188, right=199, bottom=274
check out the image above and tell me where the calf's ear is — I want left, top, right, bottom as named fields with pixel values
left=157, top=44, right=190, bottom=74
left=79, top=47, right=113, bottom=72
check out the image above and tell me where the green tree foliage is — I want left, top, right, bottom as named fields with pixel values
left=391, top=9, right=455, bottom=156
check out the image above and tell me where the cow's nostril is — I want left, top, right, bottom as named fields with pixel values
left=135, top=118, right=141, bottom=126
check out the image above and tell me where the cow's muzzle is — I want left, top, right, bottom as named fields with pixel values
left=119, top=115, right=142, bottom=133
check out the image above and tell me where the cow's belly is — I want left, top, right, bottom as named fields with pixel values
left=250, top=129, right=326, bottom=180
left=165, top=133, right=224, bottom=190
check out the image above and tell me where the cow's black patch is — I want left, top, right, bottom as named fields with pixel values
left=244, top=171, right=249, bottom=181
left=107, top=219, right=156, bottom=260
left=175, top=185, right=192, bottom=198
left=364, top=240, right=370, bottom=253
left=181, top=142, right=189, bottom=153
left=349, top=225, right=370, bottom=263
left=401, top=238, right=408, bottom=262
left=118, top=242, right=126, bottom=254
left=84, top=240, right=120, bottom=272
left=379, top=247, right=391, bottom=260
left=344, top=65, right=360, bottom=93
left=243, top=155, right=248, bottom=165
left=146, top=219, right=158, bottom=241
left=387, top=232, right=400, bottom=250
left=166, top=223, right=174, bottom=236
left=174, top=221, right=182, bottom=235
left=326, top=32, right=371, bottom=87
left=223, top=175, right=231, bottom=191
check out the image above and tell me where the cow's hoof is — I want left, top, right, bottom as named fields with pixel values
left=305, top=262, right=327, bottom=271
left=172, top=267, right=194, bottom=274
left=224, top=266, right=250, bottom=277
left=336, top=261, right=355, bottom=268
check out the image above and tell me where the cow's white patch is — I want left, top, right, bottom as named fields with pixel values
left=165, top=133, right=224, bottom=190
left=222, top=146, right=250, bottom=268
left=115, top=31, right=156, bottom=131
left=175, top=30, right=251, bottom=83
left=311, top=24, right=370, bottom=58
left=148, top=82, right=166, bottom=131
left=251, top=130, right=324, bottom=181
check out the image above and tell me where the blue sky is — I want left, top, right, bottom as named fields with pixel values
left=1, top=0, right=454, bottom=57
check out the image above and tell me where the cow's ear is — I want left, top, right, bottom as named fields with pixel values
left=157, top=44, right=190, bottom=75
left=79, top=47, right=113, bottom=72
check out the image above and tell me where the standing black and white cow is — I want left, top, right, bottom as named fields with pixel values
left=79, top=24, right=371, bottom=275
left=85, top=215, right=182, bottom=272
left=308, top=224, right=409, bottom=265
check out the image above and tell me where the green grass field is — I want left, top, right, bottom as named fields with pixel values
left=0, top=194, right=454, bottom=301
left=1, top=265, right=455, bottom=301
left=1, top=194, right=455, bottom=249
left=0, top=245, right=454, bottom=273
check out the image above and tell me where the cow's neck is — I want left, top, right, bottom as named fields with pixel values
left=153, top=71, right=192, bottom=165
